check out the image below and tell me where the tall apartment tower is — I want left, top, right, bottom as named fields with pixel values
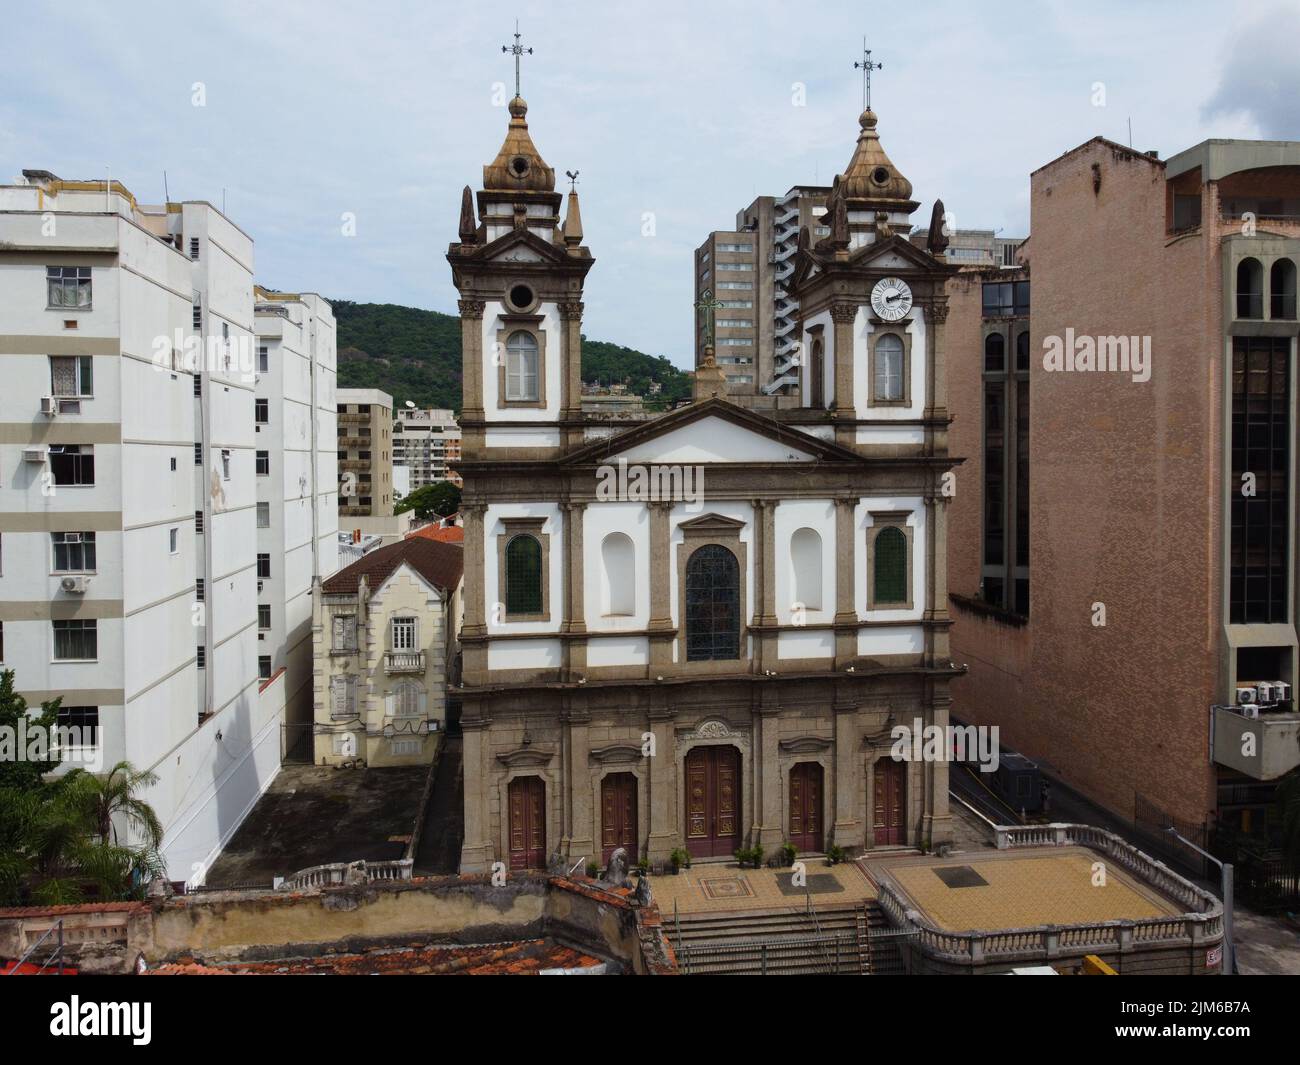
left=254, top=288, right=339, bottom=754
left=336, top=387, right=395, bottom=531
left=693, top=187, right=829, bottom=403
left=947, top=136, right=1300, bottom=845
left=0, top=171, right=334, bottom=882
left=392, top=407, right=461, bottom=490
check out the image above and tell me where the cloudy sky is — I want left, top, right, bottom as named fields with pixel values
left=2, top=0, right=1296, bottom=366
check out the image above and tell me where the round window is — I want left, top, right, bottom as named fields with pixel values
left=509, top=284, right=535, bottom=310
left=510, top=156, right=530, bottom=178
left=872, top=166, right=891, bottom=185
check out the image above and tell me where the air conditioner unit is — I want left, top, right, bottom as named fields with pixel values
left=1241, top=703, right=1261, bottom=720
left=1256, top=681, right=1275, bottom=704
left=1235, top=686, right=1257, bottom=705
left=1272, top=681, right=1291, bottom=703
left=60, top=575, right=89, bottom=594
left=22, top=446, right=47, bottom=463
left=40, top=396, right=58, bottom=416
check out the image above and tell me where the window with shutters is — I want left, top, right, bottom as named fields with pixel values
left=331, top=674, right=358, bottom=719
left=505, top=330, right=539, bottom=402
left=868, top=522, right=912, bottom=610
left=332, top=614, right=357, bottom=652
left=390, top=680, right=424, bottom=718
left=504, top=534, right=543, bottom=616
left=871, top=332, right=907, bottom=405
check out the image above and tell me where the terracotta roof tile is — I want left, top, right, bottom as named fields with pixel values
left=407, top=524, right=464, bottom=544
left=323, top=537, right=463, bottom=596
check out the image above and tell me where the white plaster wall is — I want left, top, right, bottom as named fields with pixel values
left=582, top=502, right=650, bottom=632
left=483, top=501, right=563, bottom=635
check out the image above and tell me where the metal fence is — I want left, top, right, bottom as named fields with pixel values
left=1133, top=792, right=1214, bottom=881
left=678, top=932, right=861, bottom=975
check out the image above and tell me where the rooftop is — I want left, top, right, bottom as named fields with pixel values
left=322, top=535, right=463, bottom=596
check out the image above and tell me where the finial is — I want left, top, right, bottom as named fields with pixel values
left=694, top=288, right=723, bottom=348
left=502, top=19, right=533, bottom=100
left=565, top=169, right=579, bottom=192
left=853, top=38, right=882, bottom=111
left=458, top=185, right=477, bottom=244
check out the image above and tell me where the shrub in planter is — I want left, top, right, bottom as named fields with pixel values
left=669, top=847, right=690, bottom=873
left=586, top=860, right=601, bottom=879
left=734, top=846, right=751, bottom=867
left=636, top=857, right=650, bottom=875
left=825, top=843, right=845, bottom=866
left=750, top=843, right=765, bottom=869
left=781, top=842, right=798, bottom=866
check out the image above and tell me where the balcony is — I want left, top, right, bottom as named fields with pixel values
left=1213, top=703, right=1300, bottom=780
left=385, top=651, right=426, bottom=674
left=338, top=435, right=366, bottom=448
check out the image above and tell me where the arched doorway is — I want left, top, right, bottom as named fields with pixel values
left=872, top=758, right=906, bottom=846
left=788, top=762, right=824, bottom=852
left=684, top=745, right=741, bottom=858
left=507, top=776, right=546, bottom=870
left=600, top=773, right=638, bottom=863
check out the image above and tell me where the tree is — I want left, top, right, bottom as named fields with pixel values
left=1278, top=769, right=1300, bottom=879
left=0, top=668, right=60, bottom=789
left=396, top=481, right=461, bottom=520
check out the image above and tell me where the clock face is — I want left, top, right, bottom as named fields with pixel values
left=871, top=277, right=913, bottom=321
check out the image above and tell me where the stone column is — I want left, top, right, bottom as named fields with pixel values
left=832, top=697, right=862, bottom=851
left=458, top=299, right=486, bottom=455
left=560, top=500, right=587, bottom=675
left=459, top=712, right=494, bottom=873
left=831, top=302, right=858, bottom=446
left=751, top=499, right=778, bottom=671
left=833, top=497, right=858, bottom=665
left=646, top=707, right=678, bottom=862
left=460, top=502, right=489, bottom=684
left=562, top=706, right=595, bottom=861
left=923, top=296, right=949, bottom=425
left=559, top=301, right=584, bottom=447
left=647, top=501, right=675, bottom=668
left=755, top=696, right=783, bottom=851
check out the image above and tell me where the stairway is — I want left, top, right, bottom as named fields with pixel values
left=672, top=901, right=907, bottom=975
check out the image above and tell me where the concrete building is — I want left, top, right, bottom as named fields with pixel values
left=0, top=170, right=328, bottom=882
left=392, top=407, right=461, bottom=491
left=694, top=187, right=830, bottom=403
left=946, top=136, right=1300, bottom=846
left=337, top=387, right=396, bottom=533
left=253, top=287, right=340, bottom=756
left=450, top=88, right=957, bottom=873
left=311, top=536, right=462, bottom=766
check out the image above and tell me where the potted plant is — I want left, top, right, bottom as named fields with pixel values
left=781, top=842, right=798, bottom=867
left=586, top=860, right=601, bottom=879
left=733, top=846, right=752, bottom=868
left=825, top=843, right=845, bottom=866
left=669, top=847, right=690, bottom=874
left=636, top=856, right=650, bottom=876
left=750, top=843, right=765, bottom=869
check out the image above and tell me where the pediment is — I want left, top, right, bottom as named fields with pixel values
left=475, top=226, right=572, bottom=267
left=678, top=512, right=747, bottom=533
left=589, top=743, right=644, bottom=766
left=778, top=735, right=833, bottom=754
left=563, top=399, right=867, bottom=467
left=496, top=746, right=556, bottom=768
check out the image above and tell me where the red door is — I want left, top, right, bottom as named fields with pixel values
left=508, top=776, right=546, bottom=870
left=789, top=762, right=823, bottom=852
left=684, top=746, right=741, bottom=859
left=601, top=773, right=639, bottom=864
left=873, top=758, right=906, bottom=846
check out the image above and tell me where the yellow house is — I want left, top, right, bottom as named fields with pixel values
left=312, top=537, right=463, bottom=767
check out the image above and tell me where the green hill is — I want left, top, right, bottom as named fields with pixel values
left=331, top=300, right=690, bottom=412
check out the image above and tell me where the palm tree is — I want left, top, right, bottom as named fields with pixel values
left=59, top=761, right=162, bottom=850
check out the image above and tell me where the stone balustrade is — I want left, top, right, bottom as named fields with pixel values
left=278, top=858, right=414, bottom=892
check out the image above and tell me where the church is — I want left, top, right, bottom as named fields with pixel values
left=448, top=53, right=961, bottom=874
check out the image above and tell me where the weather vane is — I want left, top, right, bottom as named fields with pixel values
left=695, top=289, right=723, bottom=347
left=565, top=170, right=580, bottom=191
left=502, top=19, right=532, bottom=98
left=854, top=39, right=881, bottom=110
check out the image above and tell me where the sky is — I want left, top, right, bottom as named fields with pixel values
left=2, top=0, right=1297, bottom=367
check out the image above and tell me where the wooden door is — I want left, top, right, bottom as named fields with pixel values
left=684, top=746, right=741, bottom=859
left=508, top=776, right=546, bottom=870
left=873, top=758, right=906, bottom=846
left=788, top=762, right=823, bottom=852
left=600, top=773, right=638, bottom=863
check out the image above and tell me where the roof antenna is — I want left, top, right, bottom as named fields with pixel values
left=1127, top=117, right=1133, bottom=148
left=163, top=170, right=170, bottom=202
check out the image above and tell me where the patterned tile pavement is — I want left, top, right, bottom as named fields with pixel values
left=868, top=848, right=1182, bottom=932
left=648, top=860, right=876, bottom=915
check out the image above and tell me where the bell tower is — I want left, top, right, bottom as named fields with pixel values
left=447, top=34, right=592, bottom=458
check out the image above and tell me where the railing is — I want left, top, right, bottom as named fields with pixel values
left=279, top=858, right=413, bottom=891
left=385, top=651, right=425, bottom=674
left=3, top=919, right=64, bottom=975
left=678, top=932, right=860, bottom=975
left=872, top=823, right=1224, bottom=967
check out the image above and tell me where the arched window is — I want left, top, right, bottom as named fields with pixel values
left=874, top=333, right=904, bottom=401
left=391, top=680, right=425, bottom=718
left=808, top=338, right=824, bottom=409
left=505, top=533, right=543, bottom=614
left=685, top=544, right=740, bottom=661
left=1271, top=258, right=1296, bottom=320
left=873, top=526, right=908, bottom=606
left=1237, top=258, right=1263, bottom=319
left=790, top=528, right=823, bottom=612
left=505, top=330, right=539, bottom=400
left=985, top=332, right=1006, bottom=372
left=1014, top=330, right=1030, bottom=372
left=601, top=532, right=636, bottom=616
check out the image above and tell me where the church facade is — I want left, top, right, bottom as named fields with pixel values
left=448, top=85, right=961, bottom=874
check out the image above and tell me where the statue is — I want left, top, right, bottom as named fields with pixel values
left=927, top=198, right=950, bottom=255
left=604, top=847, right=630, bottom=888
left=633, top=871, right=652, bottom=906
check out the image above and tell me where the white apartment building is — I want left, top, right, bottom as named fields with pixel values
left=254, top=288, right=339, bottom=757
left=0, top=170, right=334, bottom=883
left=392, top=407, right=461, bottom=491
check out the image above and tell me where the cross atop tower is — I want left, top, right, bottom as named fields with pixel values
left=854, top=39, right=882, bottom=110
left=695, top=289, right=723, bottom=347
left=502, top=20, right=533, bottom=99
